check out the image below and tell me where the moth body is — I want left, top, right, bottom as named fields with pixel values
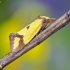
left=9, top=16, right=56, bottom=52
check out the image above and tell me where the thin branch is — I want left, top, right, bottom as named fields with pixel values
left=0, top=10, right=70, bottom=70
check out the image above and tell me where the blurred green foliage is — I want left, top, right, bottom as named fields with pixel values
left=0, top=0, right=70, bottom=70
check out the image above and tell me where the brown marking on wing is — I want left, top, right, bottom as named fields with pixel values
left=9, top=33, right=18, bottom=51
left=9, top=33, right=25, bottom=52
left=26, top=25, right=30, bottom=30
left=18, top=36, right=25, bottom=49
left=14, top=35, right=26, bottom=52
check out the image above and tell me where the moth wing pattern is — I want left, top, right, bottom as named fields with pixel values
left=11, top=18, right=43, bottom=52
left=9, top=16, right=56, bottom=52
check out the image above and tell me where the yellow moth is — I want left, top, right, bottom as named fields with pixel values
left=9, top=16, right=56, bottom=52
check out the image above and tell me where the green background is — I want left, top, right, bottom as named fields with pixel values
left=0, top=0, right=70, bottom=70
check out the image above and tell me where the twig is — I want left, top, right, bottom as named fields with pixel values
left=0, top=10, right=70, bottom=70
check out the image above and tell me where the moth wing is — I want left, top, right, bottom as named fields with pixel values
left=24, top=20, right=42, bottom=44
left=13, top=19, right=42, bottom=50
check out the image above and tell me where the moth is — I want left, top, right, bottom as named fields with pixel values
left=9, top=16, right=56, bottom=52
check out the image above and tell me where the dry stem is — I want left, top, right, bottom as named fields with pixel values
left=0, top=10, right=70, bottom=70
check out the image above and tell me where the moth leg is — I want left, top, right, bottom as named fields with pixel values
left=9, top=33, right=24, bottom=52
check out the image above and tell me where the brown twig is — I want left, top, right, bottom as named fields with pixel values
left=0, top=10, right=70, bottom=70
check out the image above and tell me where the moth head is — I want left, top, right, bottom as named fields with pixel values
left=37, top=16, right=56, bottom=23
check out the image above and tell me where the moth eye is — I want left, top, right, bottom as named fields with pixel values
left=26, top=25, right=30, bottom=29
